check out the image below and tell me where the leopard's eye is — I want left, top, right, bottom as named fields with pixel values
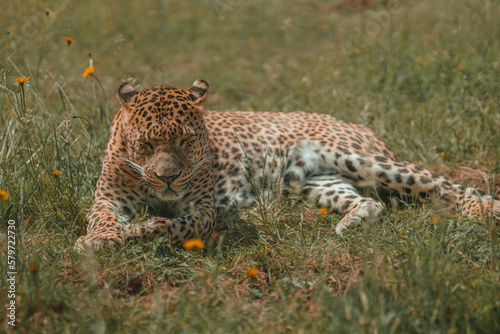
left=138, top=141, right=154, bottom=153
left=179, top=135, right=194, bottom=148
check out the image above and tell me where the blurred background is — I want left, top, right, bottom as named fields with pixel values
left=2, top=1, right=497, bottom=145
left=2, top=0, right=499, bottom=159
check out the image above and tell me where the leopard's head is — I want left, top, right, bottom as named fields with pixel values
left=118, top=80, right=211, bottom=201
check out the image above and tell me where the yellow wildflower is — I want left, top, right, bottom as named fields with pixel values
left=247, top=268, right=259, bottom=277
left=0, top=189, right=9, bottom=201
left=65, top=36, right=75, bottom=45
left=52, top=170, right=61, bottom=176
left=320, top=207, right=328, bottom=215
left=421, top=61, right=428, bottom=66
left=83, top=66, right=95, bottom=78
left=183, top=238, right=205, bottom=250
left=354, top=49, right=362, bottom=56
left=15, top=76, right=31, bottom=84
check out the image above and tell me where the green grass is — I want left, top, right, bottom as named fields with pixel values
left=1, top=0, right=499, bottom=332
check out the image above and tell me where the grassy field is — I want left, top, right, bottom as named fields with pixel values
left=1, top=0, right=499, bottom=332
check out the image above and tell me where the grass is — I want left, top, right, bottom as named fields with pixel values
left=1, top=0, right=499, bottom=332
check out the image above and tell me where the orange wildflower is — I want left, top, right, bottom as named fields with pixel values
left=52, top=170, right=61, bottom=177
left=183, top=238, right=205, bottom=250
left=440, top=152, right=445, bottom=157
left=83, top=66, right=95, bottom=78
left=0, top=189, right=9, bottom=201
left=247, top=268, right=259, bottom=277
left=29, top=263, right=39, bottom=274
left=15, top=76, right=31, bottom=84
left=320, top=207, right=328, bottom=215
left=65, top=36, right=75, bottom=45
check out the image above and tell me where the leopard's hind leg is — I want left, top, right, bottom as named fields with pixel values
left=302, top=174, right=384, bottom=234
left=458, top=189, right=500, bottom=220
left=334, top=153, right=500, bottom=222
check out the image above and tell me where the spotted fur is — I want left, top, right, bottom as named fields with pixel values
left=76, top=80, right=500, bottom=250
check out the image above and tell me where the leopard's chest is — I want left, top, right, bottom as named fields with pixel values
left=145, top=195, right=186, bottom=217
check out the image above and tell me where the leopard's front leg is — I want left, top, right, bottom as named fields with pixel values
left=75, top=201, right=126, bottom=251
left=123, top=203, right=216, bottom=244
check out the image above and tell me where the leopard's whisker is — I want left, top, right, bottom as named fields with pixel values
left=192, top=155, right=213, bottom=176
left=120, top=155, right=146, bottom=177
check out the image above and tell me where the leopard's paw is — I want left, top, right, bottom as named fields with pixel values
left=75, top=233, right=124, bottom=252
left=123, top=218, right=173, bottom=241
left=335, top=200, right=383, bottom=235
left=460, top=196, right=500, bottom=221
left=487, top=199, right=500, bottom=220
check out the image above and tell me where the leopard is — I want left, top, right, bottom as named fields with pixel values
left=75, top=79, right=500, bottom=251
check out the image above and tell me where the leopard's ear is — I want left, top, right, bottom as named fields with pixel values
left=118, top=82, right=138, bottom=108
left=189, top=79, right=209, bottom=105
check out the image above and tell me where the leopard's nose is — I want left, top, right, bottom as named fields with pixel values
left=154, top=171, right=181, bottom=183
